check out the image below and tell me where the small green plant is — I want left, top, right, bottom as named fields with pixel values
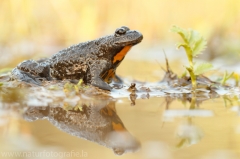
left=221, top=71, right=234, bottom=85
left=171, top=25, right=213, bottom=90
left=63, top=79, right=88, bottom=96
left=233, top=73, right=239, bottom=86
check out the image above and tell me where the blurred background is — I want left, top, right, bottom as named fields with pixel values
left=0, top=0, right=240, bottom=73
left=1, top=1, right=240, bottom=159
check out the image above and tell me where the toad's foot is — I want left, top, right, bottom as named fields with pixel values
left=91, top=77, right=112, bottom=91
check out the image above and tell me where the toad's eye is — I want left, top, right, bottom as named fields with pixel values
left=115, top=27, right=127, bottom=37
left=116, top=28, right=126, bottom=34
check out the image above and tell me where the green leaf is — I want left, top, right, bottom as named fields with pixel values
left=194, top=63, right=213, bottom=75
left=171, top=25, right=207, bottom=57
left=192, top=36, right=207, bottom=57
left=170, top=25, right=189, bottom=43
left=187, top=30, right=207, bottom=57
left=178, top=44, right=193, bottom=65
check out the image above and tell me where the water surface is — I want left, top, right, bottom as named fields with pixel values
left=1, top=60, right=240, bottom=159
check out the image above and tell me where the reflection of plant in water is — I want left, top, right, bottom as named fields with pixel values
left=223, top=95, right=240, bottom=108
left=222, top=95, right=234, bottom=108
left=189, top=92, right=196, bottom=109
left=62, top=79, right=91, bottom=111
left=176, top=119, right=203, bottom=148
left=163, top=94, right=207, bottom=148
left=175, top=93, right=204, bottom=147
left=165, top=26, right=222, bottom=147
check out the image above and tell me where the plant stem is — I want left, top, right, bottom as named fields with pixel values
left=183, top=46, right=196, bottom=91
left=186, top=67, right=197, bottom=91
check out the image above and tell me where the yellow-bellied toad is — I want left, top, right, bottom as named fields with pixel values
left=11, top=26, right=143, bottom=90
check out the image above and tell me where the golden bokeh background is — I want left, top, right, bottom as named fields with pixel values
left=0, top=0, right=240, bottom=68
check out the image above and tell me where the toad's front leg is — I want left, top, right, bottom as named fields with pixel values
left=90, top=60, right=112, bottom=91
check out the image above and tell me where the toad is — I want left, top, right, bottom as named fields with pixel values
left=11, top=26, right=143, bottom=90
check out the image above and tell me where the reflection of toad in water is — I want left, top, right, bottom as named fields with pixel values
left=23, top=98, right=140, bottom=155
